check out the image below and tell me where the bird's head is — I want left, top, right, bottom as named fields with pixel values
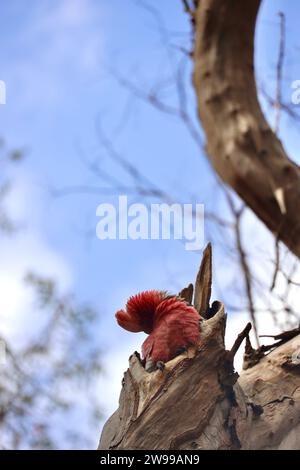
left=115, top=290, right=167, bottom=334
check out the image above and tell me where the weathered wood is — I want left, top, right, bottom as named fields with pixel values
left=239, top=334, right=300, bottom=449
left=194, top=242, right=212, bottom=317
left=99, top=305, right=300, bottom=449
left=179, top=283, right=194, bottom=305
left=193, top=0, right=300, bottom=258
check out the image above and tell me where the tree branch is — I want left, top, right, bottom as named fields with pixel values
left=192, top=0, right=300, bottom=259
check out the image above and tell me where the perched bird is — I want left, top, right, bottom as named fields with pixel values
left=116, top=290, right=201, bottom=370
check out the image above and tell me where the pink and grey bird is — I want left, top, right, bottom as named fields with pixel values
left=116, top=290, right=201, bottom=368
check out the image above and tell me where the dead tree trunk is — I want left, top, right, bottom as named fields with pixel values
left=192, top=0, right=300, bottom=258
left=99, top=247, right=300, bottom=450
left=99, top=305, right=300, bottom=450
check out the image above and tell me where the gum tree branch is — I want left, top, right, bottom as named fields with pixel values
left=192, top=0, right=300, bottom=259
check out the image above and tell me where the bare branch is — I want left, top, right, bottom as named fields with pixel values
left=230, top=322, right=252, bottom=359
left=226, top=194, right=260, bottom=347
left=273, top=12, right=285, bottom=134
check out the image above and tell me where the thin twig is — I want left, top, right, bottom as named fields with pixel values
left=270, top=237, right=280, bottom=291
left=225, top=193, right=260, bottom=347
left=230, top=322, right=252, bottom=359
left=182, top=0, right=195, bottom=17
left=274, top=12, right=285, bottom=134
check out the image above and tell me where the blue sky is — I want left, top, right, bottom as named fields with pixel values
left=0, top=0, right=300, bottom=448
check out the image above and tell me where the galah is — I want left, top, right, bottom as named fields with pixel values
left=115, top=290, right=201, bottom=370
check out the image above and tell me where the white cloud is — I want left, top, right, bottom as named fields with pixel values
left=35, top=0, right=92, bottom=30
left=98, top=337, right=143, bottom=420
left=0, top=171, right=72, bottom=346
left=6, top=0, right=104, bottom=111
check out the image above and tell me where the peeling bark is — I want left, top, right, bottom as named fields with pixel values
left=192, top=0, right=300, bottom=258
